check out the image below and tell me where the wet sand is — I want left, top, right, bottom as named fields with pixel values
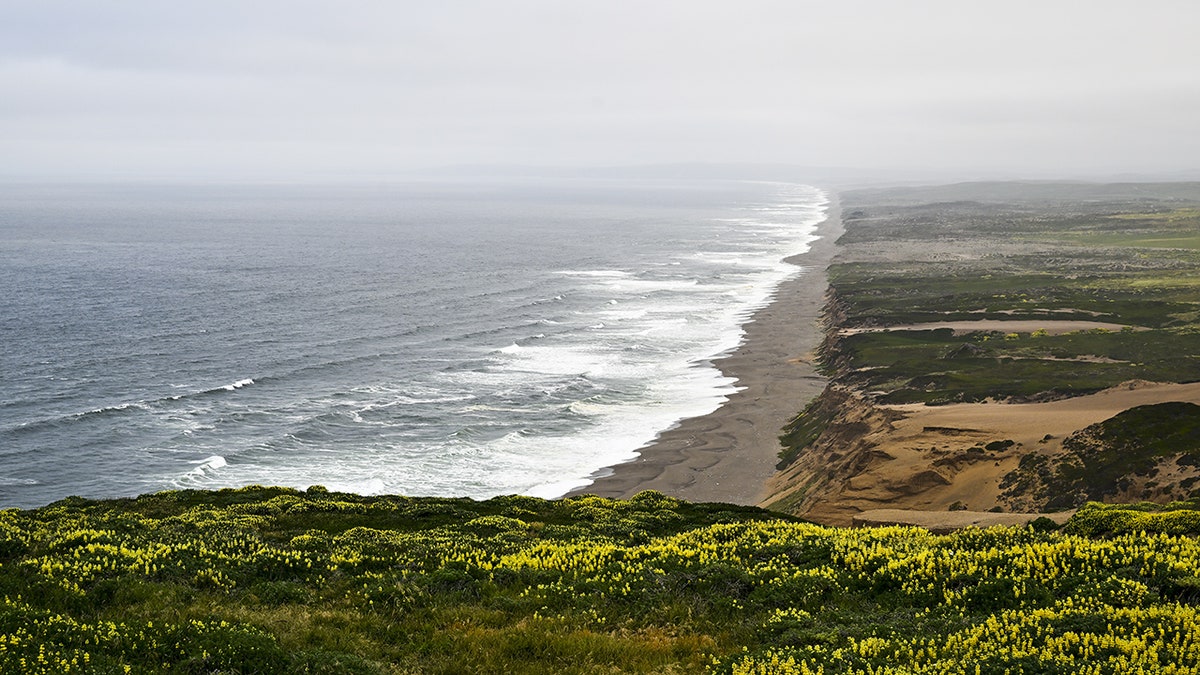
left=568, top=198, right=843, bottom=505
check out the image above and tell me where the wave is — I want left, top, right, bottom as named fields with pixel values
left=594, top=277, right=705, bottom=295
left=450, top=318, right=572, bottom=343
left=566, top=398, right=610, bottom=416
left=513, top=294, right=566, bottom=310
left=458, top=280, right=554, bottom=305
left=381, top=393, right=478, bottom=406
left=79, top=401, right=149, bottom=417
left=321, top=477, right=386, bottom=495
left=346, top=382, right=480, bottom=407
left=173, top=455, right=228, bottom=486
left=165, top=377, right=257, bottom=401
left=220, top=378, right=254, bottom=392
left=195, top=455, right=227, bottom=471
left=8, top=400, right=147, bottom=435
left=556, top=269, right=631, bottom=278
left=8, top=375, right=259, bottom=435
left=597, top=308, right=649, bottom=321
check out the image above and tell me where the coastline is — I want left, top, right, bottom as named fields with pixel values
left=568, top=196, right=843, bottom=505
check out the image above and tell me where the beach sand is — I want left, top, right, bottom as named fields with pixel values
left=568, top=199, right=843, bottom=505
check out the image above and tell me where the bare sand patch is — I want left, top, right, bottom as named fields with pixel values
left=795, top=381, right=1200, bottom=525
left=883, top=381, right=1200, bottom=443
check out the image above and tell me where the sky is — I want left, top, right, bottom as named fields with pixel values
left=2, top=0, right=1198, bottom=181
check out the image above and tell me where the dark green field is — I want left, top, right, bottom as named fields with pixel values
left=821, top=191, right=1200, bottom=405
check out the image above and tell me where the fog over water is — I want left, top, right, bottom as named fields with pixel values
left=2, top=1, right=1198, bottom=180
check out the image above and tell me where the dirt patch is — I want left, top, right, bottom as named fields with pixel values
left=763, top=381, right=1200, bottom=526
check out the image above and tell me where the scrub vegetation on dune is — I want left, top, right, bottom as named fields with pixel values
left=1000, top=402, right=1200, bottom=508
left=3, top=487, right=1200, bottom=674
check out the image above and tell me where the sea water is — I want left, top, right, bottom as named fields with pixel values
left=0, top=178, right=826, bottom=508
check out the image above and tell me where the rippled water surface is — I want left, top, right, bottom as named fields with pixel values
left=0, top=179, right=825, bottom=507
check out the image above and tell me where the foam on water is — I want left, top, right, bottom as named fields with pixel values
left=557, top=270, right=632, bottom=278
left=175, top=184, right=823, bottom=499
left=0, top=179, right=827, bottom=508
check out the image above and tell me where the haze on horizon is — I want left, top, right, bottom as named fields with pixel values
left=2, top=0, right=1198, bottom=182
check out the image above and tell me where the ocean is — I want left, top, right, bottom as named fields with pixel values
left=0, top=178, right=826, bottom=509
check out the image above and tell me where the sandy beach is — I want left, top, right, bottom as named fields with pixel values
left=569, top=198, right=843, bottom=505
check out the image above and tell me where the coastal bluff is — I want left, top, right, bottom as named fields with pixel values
left=762, top=182, right=1200, bottom=525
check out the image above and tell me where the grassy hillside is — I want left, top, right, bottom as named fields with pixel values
left=3, top=487, right=1200, bottom=673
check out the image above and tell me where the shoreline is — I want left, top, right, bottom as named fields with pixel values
left=567, top=195, right=843, bottom=505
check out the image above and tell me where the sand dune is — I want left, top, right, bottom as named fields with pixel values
left=786, top=380, right=1200, bottom=525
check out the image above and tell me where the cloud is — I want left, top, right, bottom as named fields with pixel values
left=1, top=0, right=1198, bottom=179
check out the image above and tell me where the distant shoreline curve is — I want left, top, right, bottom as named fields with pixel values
left=565, top=193, right=843, bottom=504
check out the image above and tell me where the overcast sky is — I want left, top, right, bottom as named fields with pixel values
left=2, top=1, right=1198, bottom=181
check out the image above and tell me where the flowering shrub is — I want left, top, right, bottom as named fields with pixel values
left=0, top=487, right=1197, bottom=673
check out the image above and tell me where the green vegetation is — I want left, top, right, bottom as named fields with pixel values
left=1064, top=500, right=1200, bottom=537
left=1001, top=403, right=1200, bottom=508
left=828, top=327, right=1200, bottom=405
left=1067, top=401, right=1200, bottom=456
left=3, top=487, right=1200, bottom=673
left=779, top=186, right=1200, bottom=469
left=1051, top=208, right=1200, bottom=250
left=777, top=395, right=844, bottom=469
left=827, top=264, right=1200, bottom=330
